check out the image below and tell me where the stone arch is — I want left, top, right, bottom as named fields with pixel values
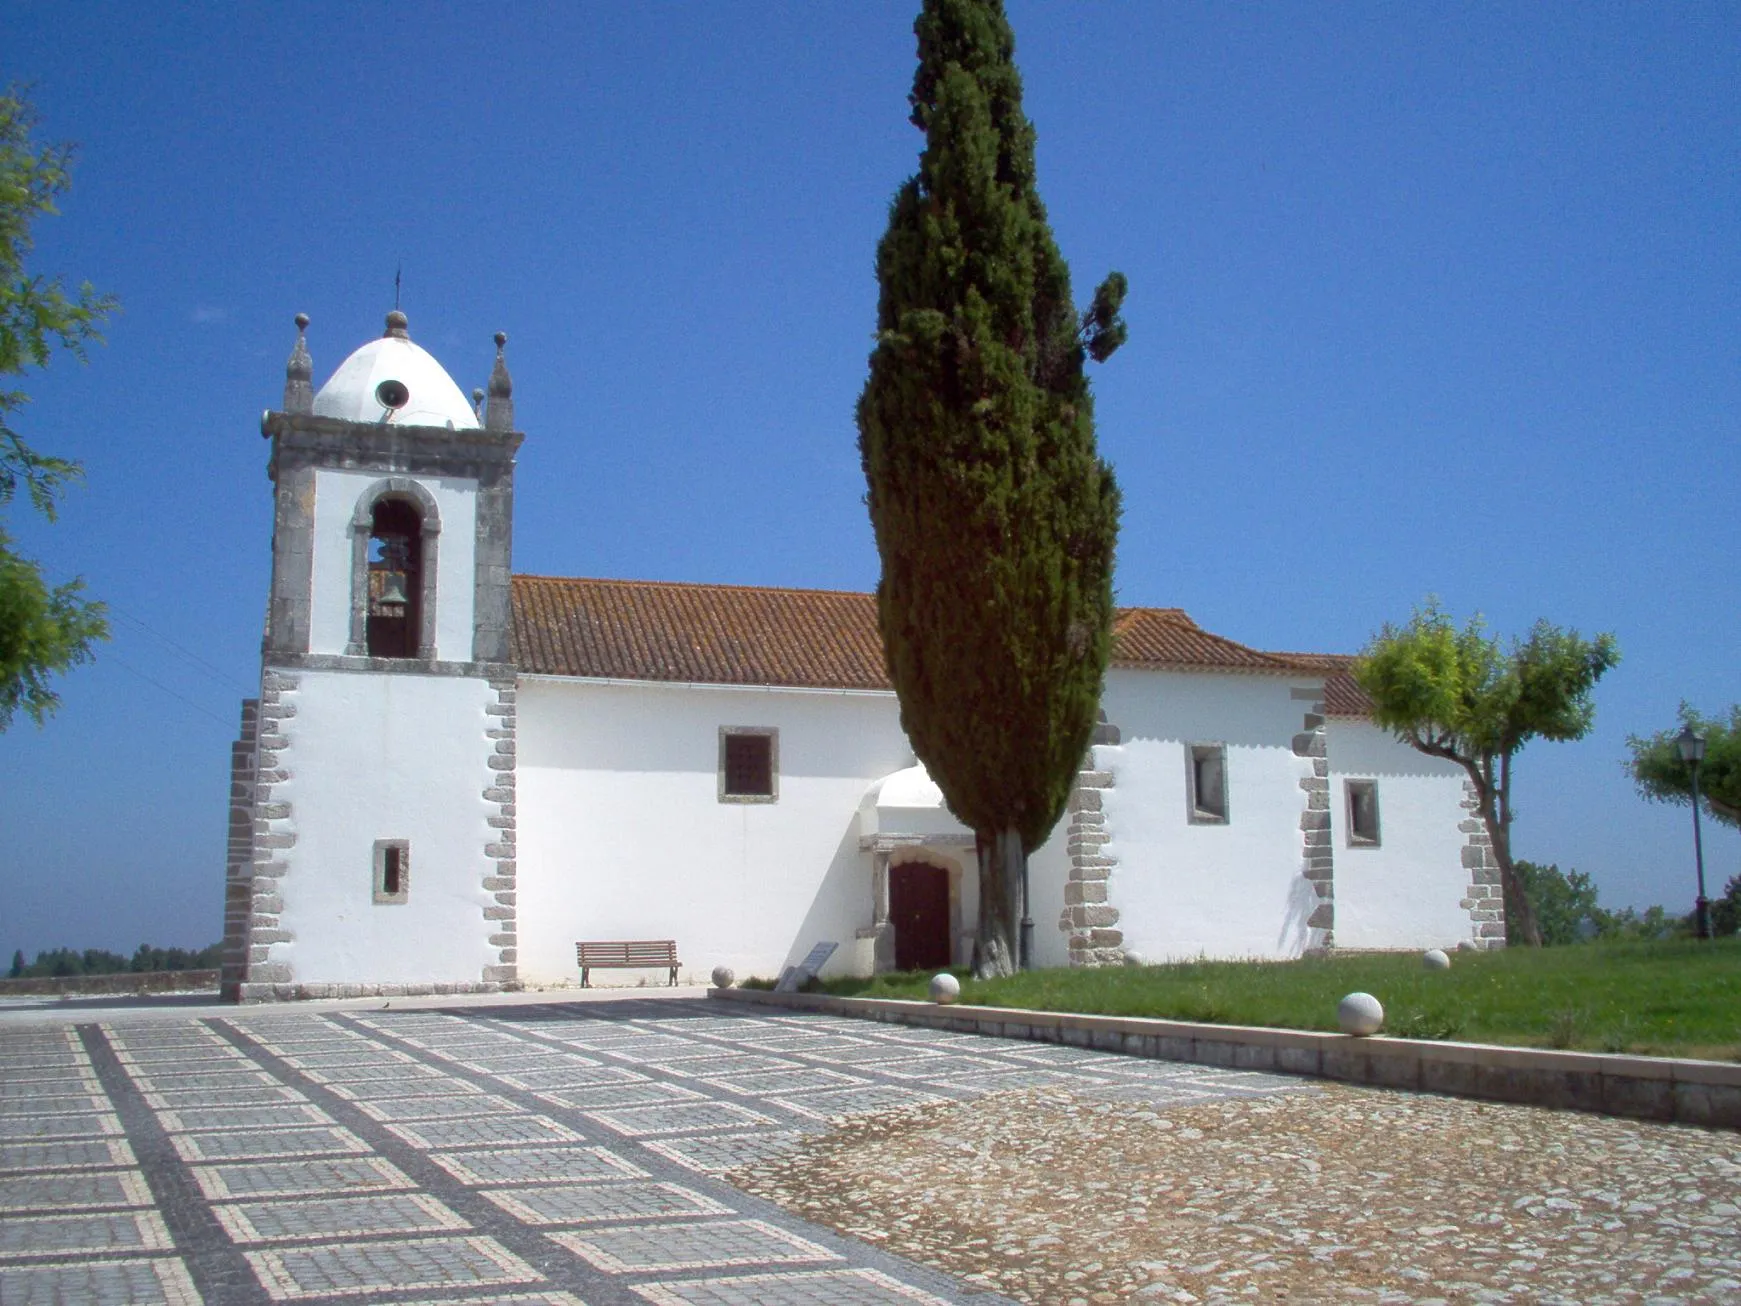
left=346, top=477, right=442, bottom=659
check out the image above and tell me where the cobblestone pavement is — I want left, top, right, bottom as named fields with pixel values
left=731, top=1075, right=1741, bottom=1304
left=0, top=996, right=1305, bottom=1304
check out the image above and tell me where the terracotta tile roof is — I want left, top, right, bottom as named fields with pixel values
left=1269, top=651, right=1374, bottom=718
left=510, top=574, right=891, bottom=690
left=1110, top=608, right=1299, bottom=673
left=509, top=574, right=1359, bottom=697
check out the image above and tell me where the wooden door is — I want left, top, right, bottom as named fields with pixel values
left=890, top=863, right=951, bottom=972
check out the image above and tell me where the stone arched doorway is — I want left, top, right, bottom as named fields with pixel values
left=890, top=862, right=952, bottom=972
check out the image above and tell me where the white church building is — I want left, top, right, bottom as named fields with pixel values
left=220, top=314, right=1504, bottom=1002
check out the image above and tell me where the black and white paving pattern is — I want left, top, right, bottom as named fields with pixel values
left=0, top=995, right=1305, bottom=1304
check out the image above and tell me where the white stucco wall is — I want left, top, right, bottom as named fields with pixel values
left=1327, top=720, right=1473, bottom=949
left=308, top=469, right=478, bottom=660
left=516, top=678, right=916, bottom=986
left=1094, top=669, right=1320, bottom=962
left=269, top=669, right=498, bottom=985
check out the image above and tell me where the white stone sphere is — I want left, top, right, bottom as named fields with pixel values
left=1456, top=939, right=1476, bottom=952
left=710, top=966, right=735, bottom=990
left=929, top=972, right=961, bottom=1004
left=1422, top=948, right=1451, bottom=971
left=1338, top=991, right=1384, bottom=1037
left=1123, top=951, right=1146, bottom=968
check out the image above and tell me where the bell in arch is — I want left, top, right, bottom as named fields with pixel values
left=377, top=570, right=410, bottom=607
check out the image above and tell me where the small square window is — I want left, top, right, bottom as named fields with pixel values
left=1347, top=780, right=1381, bottom=847
left=373, top=839, right=410, bottom=903
left=719, top=728, right=778, bottom=802
left=1187, top=743, right=1228, bottom=824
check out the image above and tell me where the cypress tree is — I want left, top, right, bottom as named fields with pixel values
left=858, top=0, right=1127, bottom=977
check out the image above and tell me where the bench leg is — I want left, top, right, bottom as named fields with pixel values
left=581, top=968, right=590, bottom=988
left=668, top=966, right=678, bottom=987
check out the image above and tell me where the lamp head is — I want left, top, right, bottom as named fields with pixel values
left=1677, top=723, right=1707, bottom=764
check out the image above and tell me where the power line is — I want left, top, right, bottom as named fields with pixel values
left=106, top=654, right=234, bottom=729
left=105, top=603, right=254, bottom=698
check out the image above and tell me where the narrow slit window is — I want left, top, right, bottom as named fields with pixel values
left=1347, top=780, right=1381, bottom=846
left=719, top=728, right=777, bottom=802
left=1188, top=743, right=1229, bottom=824
left=366, top=499, right=422, bottom=658
left=373, top=840, right=410, bottom=903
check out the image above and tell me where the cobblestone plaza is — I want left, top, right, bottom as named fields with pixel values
left=0, top=993, right=1304, bottom=1304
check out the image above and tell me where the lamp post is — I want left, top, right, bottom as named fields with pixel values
left=1677, top=724, right=1711, bottom=940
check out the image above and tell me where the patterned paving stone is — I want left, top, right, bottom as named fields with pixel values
left=0, top=1091, right=111, bottom=1115
left=384, top=1114, right=583, bottom=1150
left=0, top=1072, right=101, bottom=1098
left=127, top=1069, right=280, bottom=1091
left=0, top=1168, right=154, bottom=1211
left=0, top=1111, right=122, bottom=1140
left=695, top=1068, right=867, bottom=1097
left=352, top=1093, right=521, bottom=1122
left=280, top=1049, right=420, bottom=1069
left=639, top=1131, right=810, bottom=1175
left=482, top=1179, right=734, bottom=1225
left=114, top=1047, right=247, bottom=1065
left=450, top=1051, right=588, bottom=1071
left=0, top=1209, right=174, bottom=1258
left=156, top=1103, right=334, bottom=1132
left=323, top=1076, right=479, bottom=1102
left=499, top=1065, right=651, bottom=1091
left=770, top=1086, right=947, bottom=1122
left=534, top=1082, right=708, bottom=1111
left=942, top=1067, right=1125, bottom=1095
left=872, top=1056, right=1011, bottom=1081
left=727, top=1033, right=875, bottom=1054
left=797, top=1044, right=942, bottom=1067
left=583, top=1102, right=777, bottom=1137
left=633, top=1267, right=958, bottom=1305
left=189, top=1156, right=416, bottom=1200
left=425, top=1144, right=648, bottom=1187
left=0, top=1257, right=201, bottom=1306
left=245, top=1234, right=540, bottom=1300
left=142, top=1084, right=304, bottom=1108
left=211, top=1191, right=469, bottom=1243
left=0, top=1137, right=137, bottom=1172
left=395, top=1295, right=586, bottom=1306
left=1001, top=1044, right=1128, bottom=1067
left=298, top=1061, right=451, bottom=1084
left=659, top=1054, right=805, bottom=1078
left=550, top=1217, right=839, bottom=1274
left=170, top=1125, right=370, bottom=1163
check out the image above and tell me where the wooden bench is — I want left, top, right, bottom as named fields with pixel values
left=575, top=940, right=680, bottom=988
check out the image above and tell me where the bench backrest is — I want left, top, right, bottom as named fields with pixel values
left=575, top=940, right=678, bottom=967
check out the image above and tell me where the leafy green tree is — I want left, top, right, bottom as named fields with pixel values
left=1627, top=704, right=1741, bottom=830
left=0, top=86, right=114, bottom=729
left=1508, top=861, right=1604, bottom=946
left=858, top=0, right=1126, bottom=977
left=1711, top=875, right=1741, bottom=938
left=1355, top=602, right=1619, bottom=947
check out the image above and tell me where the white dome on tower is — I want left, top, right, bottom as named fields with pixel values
left=311, top=311, right=481, bottom=430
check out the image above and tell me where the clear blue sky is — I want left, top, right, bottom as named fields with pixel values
left=3, top=3, right=1736, bottom=961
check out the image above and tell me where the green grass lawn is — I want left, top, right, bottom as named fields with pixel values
left=780, top=937, right=1741, bottom=1061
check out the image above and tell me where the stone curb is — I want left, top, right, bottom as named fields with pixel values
left=710, top=987, right=1741, bottom=1131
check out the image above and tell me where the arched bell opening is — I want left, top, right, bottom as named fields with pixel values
left=346, top=478, right=442, bottom=661
left=365, top=499, right=422, bottom=658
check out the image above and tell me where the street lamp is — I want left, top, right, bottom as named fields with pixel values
left=1677, top=724, right=1711, bottom=940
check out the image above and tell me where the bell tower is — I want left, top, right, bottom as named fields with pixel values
left=223, top=311, right=524, bottom=1001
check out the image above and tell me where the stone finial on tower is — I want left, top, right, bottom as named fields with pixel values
left=471, top=387, right=485, bottom=422
left=485, top=331, right=514, bottom=431
left=283, top=313, right=314, bottom=414
left=384, top=310, right=410, bottom=340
